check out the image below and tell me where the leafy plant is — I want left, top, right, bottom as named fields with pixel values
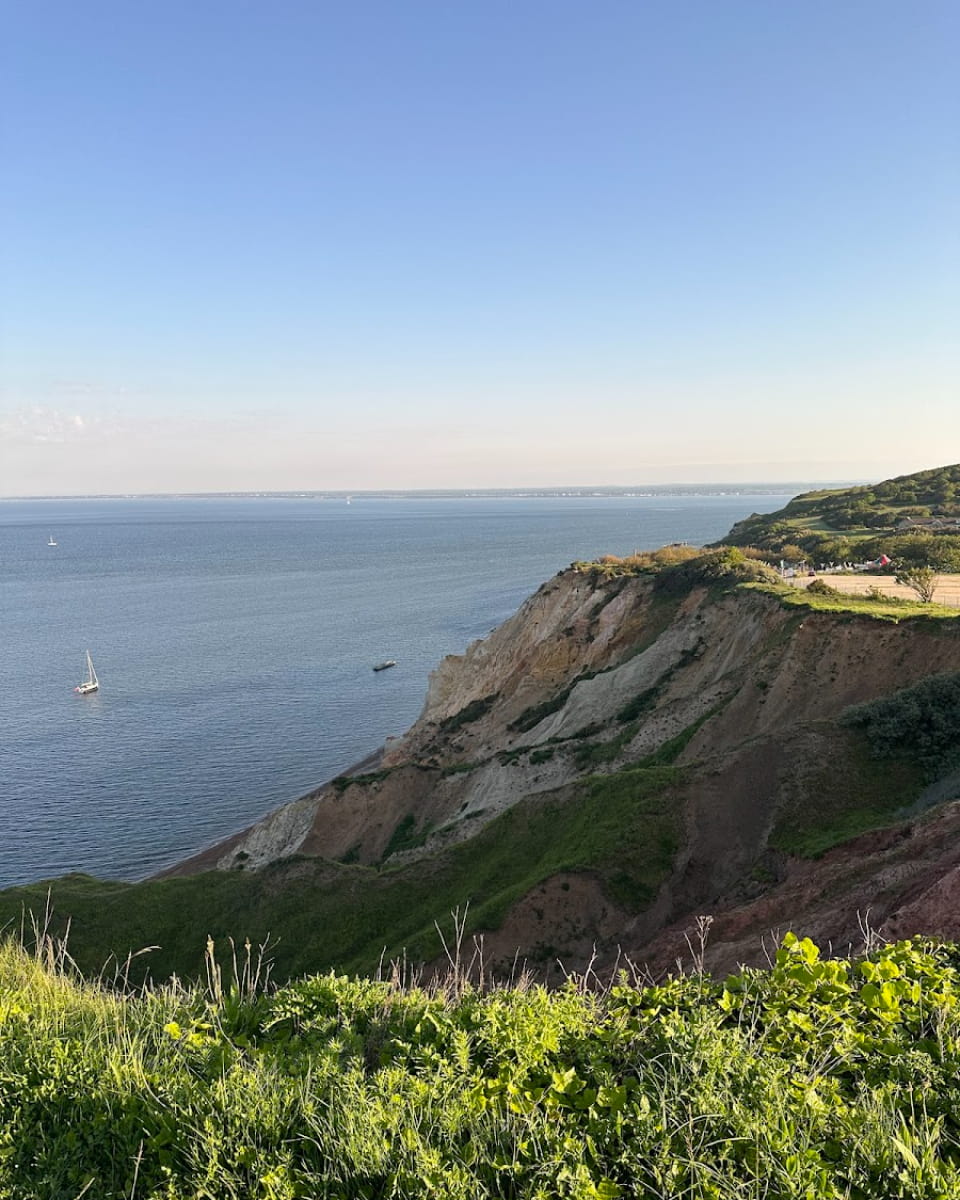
left=6, top=932, right=960, bottom=1197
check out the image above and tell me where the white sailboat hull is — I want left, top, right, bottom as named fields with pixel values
left=75, top=650, right=99, bottom=695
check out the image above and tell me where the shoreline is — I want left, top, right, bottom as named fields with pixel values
left=149, top=746, right=385, bottom=881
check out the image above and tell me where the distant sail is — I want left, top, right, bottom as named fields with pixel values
left=75, top=650, right=99, bottom=695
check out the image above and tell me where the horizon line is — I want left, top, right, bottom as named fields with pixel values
left=0, top=480, right=862, bottom=502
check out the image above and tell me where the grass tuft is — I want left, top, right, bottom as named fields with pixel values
left=4, top=932, right=960, bottom=1196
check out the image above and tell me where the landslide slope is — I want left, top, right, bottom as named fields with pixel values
left=7, top=548, right=960, bottom=985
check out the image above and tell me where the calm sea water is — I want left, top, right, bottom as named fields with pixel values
left=0, top=494, right=791, bottom=887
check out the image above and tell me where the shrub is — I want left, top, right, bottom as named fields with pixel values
left=574, top=543, right=702, bottom=578
left=805, top=578, right=840, bottom=596
left=438, top=694, right=499, bottom=734
left=896, top=565, right=941, bottom=603
left=841, top=673, right=960, bottom=780
left=654, top=548, right=780, bottom=596
left=529, top=746, right=555, bottom=765
left=648, top=544, right=702, bottom=567
left=382, top=813, right=432, bottom=859
left=508, top=673, right=603, bottom=734
left=864, top=585, right=905, bottom=604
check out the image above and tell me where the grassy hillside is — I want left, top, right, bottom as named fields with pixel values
left=0, top=763, right=684, bottom=985
left=720, top=462, right=960, bottom=566
left=2, top=933, right=960, bottom=1198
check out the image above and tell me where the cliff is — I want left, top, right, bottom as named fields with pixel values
left=156, top=555, right=960, bottom=979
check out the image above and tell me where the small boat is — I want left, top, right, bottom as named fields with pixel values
left=75, top=650, right=99, bottom=695
left=372, top=660, right=397, bottom=672
left=47, top=535, right=57, bottom=546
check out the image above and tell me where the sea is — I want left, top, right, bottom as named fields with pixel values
left=0, top=492, right=794, bottom=888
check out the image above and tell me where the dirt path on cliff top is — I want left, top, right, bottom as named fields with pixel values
left=798, top=573, right=960, bottom=606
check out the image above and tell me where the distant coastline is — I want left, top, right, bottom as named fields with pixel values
left=0, top=482, right=860, bottom=503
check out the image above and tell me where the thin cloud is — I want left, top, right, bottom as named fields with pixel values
left=0, top=406, right=97, bottom=444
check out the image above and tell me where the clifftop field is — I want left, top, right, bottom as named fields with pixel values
left=3, top=931, right=960, bottom=1198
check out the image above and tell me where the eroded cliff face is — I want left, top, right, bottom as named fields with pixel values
left=172, top=566, right=960, bottom=974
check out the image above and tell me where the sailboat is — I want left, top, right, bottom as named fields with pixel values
left=47, top=534, right=57, bottom=546
left=75, top=650, right=99, bottom=695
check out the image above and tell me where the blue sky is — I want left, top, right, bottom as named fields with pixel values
left=1, top=1, right=957, bottom=494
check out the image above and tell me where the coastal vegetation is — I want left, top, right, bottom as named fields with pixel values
left=7, top=467, right=960, bottom=1196
left=575, top=467, right=960, bottom=611
left=575, top=543, right=959, bottom=623
left=0, top=762, right=684, bottom=986
left=4, top=931, right=960, bottom=1197
left=896, top=565, right=941, bottom=603
left=744, top=580, right=960, bottom=624
left=841, top=673, right=960, bottom=783
left=768, top=737, right=924, bottom=859
left=438, top=694, right=500, bottom=735
left=572, top=544, right=778, bottom=586
left=721, top=463, right=960, bottom=568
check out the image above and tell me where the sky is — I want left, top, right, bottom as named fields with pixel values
left=1, top=1, right=957, bottom=495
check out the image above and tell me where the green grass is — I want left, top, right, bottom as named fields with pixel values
left=4, top=933, right=960, bottom=1197
left=769, top=730, right=925, bottom=858
left=331, top=766, right=397, bottom=792
left=635, top=706, right=722, bottom=768
left=743, top=580, right=960, bottom=623
left=437, top=693, right=499, bottom=734
left=508, top=676, right=592, bottom=733
left=381, top=813, right=429, bottom=859
left=572, top=722, right=640, bottom=768
left=0, top=765, right=684, bottom=987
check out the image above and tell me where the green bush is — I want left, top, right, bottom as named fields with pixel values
left=438, top=693, right=499, bottom=734
left=805, top=578, right=840, bottom=597
left=841, top=673, right=960, bottom=781
left=653, top=548, right=780, bottom=596
left=509, top=675, right=599, bottom=733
